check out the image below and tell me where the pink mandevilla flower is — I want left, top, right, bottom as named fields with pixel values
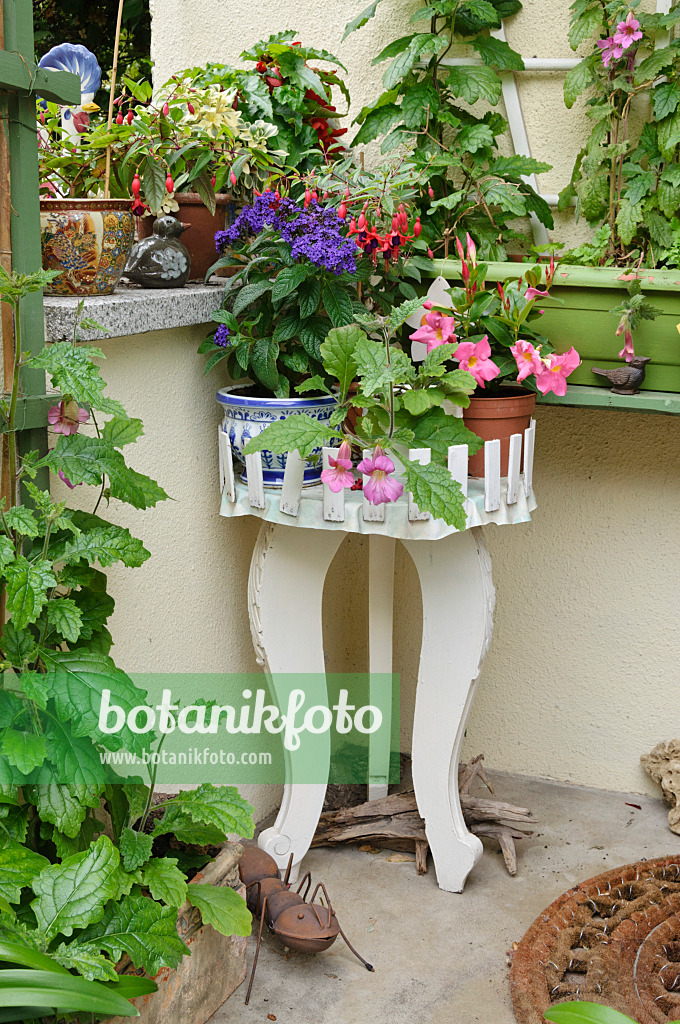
left=409, top=311, right=457, bottom=354
left=357, top=446, right=404, bottom=506
left=511, top=340, right=543, bottom=382
left=535, top=347, right=581, bottom=397
left=320, top=441, right=354, bottom=492
left=454, top=335, right=500, bottom=389
left=48, top=401, right=88, bottom=435
left=614, top=11, right=643, bottom=49
left=597, top=37, right=624, bottom=66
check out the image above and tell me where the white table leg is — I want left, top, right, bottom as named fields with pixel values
left=368, top=535, right=395, bottom=801
left=248, top=522, right=345, bottom=881
left=401, top=528, right=495, bottom=893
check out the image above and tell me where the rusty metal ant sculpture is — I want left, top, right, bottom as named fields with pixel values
left=238, top=846, right=374, bottom=1005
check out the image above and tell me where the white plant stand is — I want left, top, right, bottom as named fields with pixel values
left=219, top=433, right=537, bottom=893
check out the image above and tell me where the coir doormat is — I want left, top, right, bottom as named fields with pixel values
left=511, top=856, right=680, bottom=1024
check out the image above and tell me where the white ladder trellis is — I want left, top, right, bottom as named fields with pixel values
left=218, top=420, right=536, bottom=524
left=439, top=0, right=673, bottom=246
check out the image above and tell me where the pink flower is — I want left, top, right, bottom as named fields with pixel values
left=453, top=335, right=500, bottom=389
left=357, top=446, right=404, bottom=506
left=409, top=311, right=457, bottom=354
left=321, top=441, right=354, bottom=492
left=535, top=347, right=581, bottom=397
left=614, top=12, right=643, bottom=49
left=524, top=286, right=551, bottom=302
left=597, top=37, right=624, bottom=67
left=48, top=400, right=88, bottom=435
left=58, top=470, right=81, bottom=490
left=618, top=327, right=635, bottom=362
left=511, top=340, right=543, bottom=382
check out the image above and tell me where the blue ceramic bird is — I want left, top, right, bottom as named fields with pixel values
left=38, top=43, right=101, bottom=135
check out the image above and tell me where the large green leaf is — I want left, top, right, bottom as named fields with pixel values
left=564, top=56, right=596, bottom=108
left=102, top=417, right=144, bottom=448
left=187, top=883, right=251, bottom=937
left=153, top=783, right=255, bottom=844
left=352, top=102, right=402, bottom=146
left=0, top=730, right=46, bottom=775
left=383, top=33, right=444, bottom=91
left=299, top=316, right=332, bottom=363
left=47, top=598, right=83, bottom=643
left=28, top=783, right=102, bottom=838
left=343, top=0, right=383, bottom=40
left=0, top=969, right=140, bottom=1017
left=250, top=338, right=280, bottom=391
left=568, top=5, right=602, bottom=49
left=76, top=894, right=189, bottom=975
left=140, top=858, right=188, bottom=908
left=28, top=342, right=126, bottom=417
left=409, top=408, right=483, bottom=460
left=544, top=1004, right=643, bottom=1024
left=232, top=280, right=273, bottom=316
left=447, top=65, right=502, bottom=105
left=616, top=199, right=645, bottom=246
left=119, top=827, right=153, bottom=872
left=323, top=281, right=355, bottom=327
left=52, top=942, right=119, bottom=982
left=320, top=325, right=363, bottom=397
left=32, top=836, right=120, bottom=940
left=298, top=278, right=321, bottom=320
left=0, top=536, right=15, bottom=571
left=49, top=513, right=150, bottom=569
left=355, top=335, right=415, bottom=396
left=272, top=264, right=313, bottom=303
left=242, top=414, right=335, bottom=460
left=42, top=435, right=167, bottom=510
left=3, top=507, right=39, bottom=539
left=0, top=624, right=38, bottom=669
left=4, top=557, right=57, bottom=630
left=403, top=460, right=467, bottom=529
left=0, top=938, right=68, bottom=973
left=472, top=34, right=524, bottom=70
left=43, top=716, right=107, bottom=787
left=0, top=842, right=49, bottom=904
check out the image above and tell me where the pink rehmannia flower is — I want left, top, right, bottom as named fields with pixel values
left=357, top=446, right=404, bottom=506
left=535, top=347, right=581, bottom=397
left=58, top=470, right=81, bottom=490
left=409, top=310, right=457, bottom=354
left=597, top=36, right=624, bottom=66
left=614, top=11, right=643, bottom=49
left=321, top=441, right=354, bottom=492
left=618, top=326, right=635, bottom=361
left=454, top=336, right=500, bottom=389
left=511, top=340, right=543, bottom=382
left=48, top=400, right=88, bottom=435
left=524, top=286, right=551, bottom=302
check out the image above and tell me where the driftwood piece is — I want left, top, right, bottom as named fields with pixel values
left=312, top=756, right=536, bottom=876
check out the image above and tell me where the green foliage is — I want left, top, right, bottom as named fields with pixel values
left=544, top=1003, right=680, bottom=1024
left=187, top=883, right=253, bottom=937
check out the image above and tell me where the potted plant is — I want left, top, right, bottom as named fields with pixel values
left=410, top=239, right=580, bottom=475
left=0, top=269, right=253, bottom=1015
left=199, top=189, right=368, bottom=487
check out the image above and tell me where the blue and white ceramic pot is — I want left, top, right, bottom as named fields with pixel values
left=216, top=388, right=338, bottom=487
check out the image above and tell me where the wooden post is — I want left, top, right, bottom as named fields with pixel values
left=104, top=0, right=126, bottom=198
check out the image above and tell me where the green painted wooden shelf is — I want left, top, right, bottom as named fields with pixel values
left=536, top=385, right=680, bottom=415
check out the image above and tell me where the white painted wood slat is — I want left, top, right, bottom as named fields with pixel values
left=245, top=453, right=265, bottom=509
left=524, top=419, right=536, bottom=497
left=484, top=440, right=501, bottom=513
left=279, top=450, right=304, bottom=517
left=219, top=429, right=235, bottom=502
left=448, top=444, right=469, bottom=498
left=322, top=447, right=346, bottom=522
left=506, top=433, right=522, bottom=505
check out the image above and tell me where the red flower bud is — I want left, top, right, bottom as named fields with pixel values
left=162, top=101, right=170, bottom=116
left=311, top=189, right=318, bottom=202
left=211, top=174, right=216, bottom=187
left=126, top=110, right=134, bottom=124
left=131, top=173, right=141, bottom=197
left=427, top=247, right=434, bottom=259
left=304, top=188, right=311, bottom=208
left=358, top=212, right=366, bottom=230
left=338, top=202, right=347, bottom=219
left=428, top=185, right=434, bottom=199
left=414, top=218, right=422, bottom=237
left=345, top=186, right=350, bottom=199
left=230, top=170, right=237, bottom=186
left=165, top=174, right=174, bottom=193
left=116, top=112, right=124, bottom=125
left=187, top=102, right=195, bottom=114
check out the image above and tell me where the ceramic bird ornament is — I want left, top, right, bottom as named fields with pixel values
left=123, top=217, right=192, bottom=288
left=38, top=43, right=101, bottom=136
left=591, top=356, right=651, bottom=395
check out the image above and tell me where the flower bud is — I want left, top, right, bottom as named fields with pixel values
left=414, top=217, right=422, bottom=237
left=126, top=109, right=134, bottom=124
left=131, top=173, right=141, bottom=197
left=304, top=188, right=311, bottom=208
left=338, top=202, right=347, bottom=219
left=116, top=112, right=124, bottom=125
left=428, top=185, right=434, bottom=199
left=187, top=102, right=195, bottom=114
left=358, top=212, right=366, bottom=230
left=230, top=170, right=237, bottom=186
left=162, top=101, right=170, bottom=116
left=165, top=174, right=174, bottom=193
left=427, top=247, right=434, bottom=259
left=211, top=174, right=216, bottom=187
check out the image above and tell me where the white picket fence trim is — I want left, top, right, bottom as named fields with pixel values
left=219, top=421, right=536, bottom=528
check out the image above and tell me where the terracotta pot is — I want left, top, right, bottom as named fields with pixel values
left=138, top=193, right=236, bottom=282
left=40, top=198, right=135, bottom=296
left=463, top=388, right=536, bottom=478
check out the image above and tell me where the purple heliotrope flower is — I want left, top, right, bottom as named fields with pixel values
left=614, top=11, right=643, bottom=49
left=214, top=324, right=231, bottom=348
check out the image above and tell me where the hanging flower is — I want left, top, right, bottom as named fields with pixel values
left=357, top=446, right=404, bottom=505
left=535, top=347, right=581, bottom=397
left=58, top=470, right=81, bottom=490
left=524, top=286, right=551, bottom=302
left=453, top=336, right=500, bottom=389
left=597, top=37, right=624, bottom=67
left=321, top=441, right=354, bottom=492
left=618, top=326, right=635, bottom=362
left=48, top=400, right=88, bottom=435
left=614, top=12, right=643, bottom=49
left=511, top=340, right=543, bottom=382
left=409, top=311, right=457, bottom=354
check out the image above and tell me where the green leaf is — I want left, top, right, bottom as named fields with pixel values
left=0, top=842, right=49, bottom=904
left=119, top=827, right=153, bottom=872
left=153, top=783, right=254, bottom=844
left=658, top=109, right=680, bottom=159
left=352, top=103, right=402, bottom=146
left=300, top=316, right=333, bottom=363
left=409, top=408, right=482, bottom=461
left=27, top=784, right=101, bottom=838
left=102, top=417, right=144, bottom=448
left=76, top=893, right=189, bottom=975
left=401, top=390, right=439, bottom=415
left=232, top=280, right=273, bottom=316
left=646, top=209, right=675, bottom=249
left=52, top=942, right=118, bottom=982
left=50, top=815, right=99, bottom=859
left=0, top=625, right=38, bottom=668
left=4, top=557, right=57, bottom=630
left=447, top=65, right=502, bottom=105
left=616, top=199, right=645, bottom=246
left=383, top=34, right=444, bottom=91
left=17, top=671, right=49, bottom=709
left=272, top=313, right=301, bottom=342
left=544, top=1003, right=641, bottom=1024
left=41, top=434, right=168, bottom=510
left=564, top=56, right=596, bottom=108
left=250, top=337, right=280, bottom=392
left=243, top=414, right=335, bottom=460
left=43, top=717, right=107, bottom=787
left=457, top=122, right=495, bottom=153
left=272, top=264, right=313, bottom=303
left=0, top=967, right=141, bottom=1017
left=3, top=506, right=38, bottom=539
left=657, top=175, right=680, bottom=219
left=320, top=325, right=363, bottom=396
left=654, top=82, right=680, bottom=121
left=420, top=343, right=458, bottom=376
left=28, top=343, right=125, bottom=417
left=635, top=48, right=676, bottom=86
left=403, top=460, right=467, bottom=529
left=401, top=82, right=438, bottom=129
left=324, top=281, right=354, bottom=327
left=187, top=883, right=251, bottom=937
left=50, top=514, right=150, bottom=569
left=483, top=180, right=526, bottom=216
left=492, top=155, right=553, bottom=178
left=141, top=858, right=187, bottom=908
left=343, top=0, right=383, bottom=40
left=388, top=296, right=427, bottom=333
left=578, top=174, right=610, bottom=222
left=355, top=336, right=415, bottom=396
left=142, top=155, right=166, bottom=214
left=298, top=278, right=321, bottom=320
left=0, top=937, right=68, bottom=973
left=568, top=5, right=602, bottom=49
left=0, top=536, right=14, bottom=571
left=624, top=171, right=655, bottom=207
left=296, top=375, right=332, bottom=396
left=47, top=598, right=83, bottom=643
left=1, top=730, right=46, bottom=775
left=472, top=34, right=524, bottom=70
left=32, top=835, right=120, bottom=940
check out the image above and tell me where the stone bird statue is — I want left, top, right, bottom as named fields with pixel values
left=124, top=217, right=191, bottom=289
left=591, top=356, right=651, bottom=395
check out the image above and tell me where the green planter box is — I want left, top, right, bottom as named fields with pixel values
left=422, top=261, right=680, bottom=394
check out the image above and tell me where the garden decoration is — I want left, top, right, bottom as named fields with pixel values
left=642, top=739, right=680, bottom=835
left=37, top=42, right=102, bottom=137
left=124, top=215, right=191, bottom=288
left=591, top=355, right=651, bottom=394
left=39, top=198, right=135, bottom=296
left=510, top=855, right=680, bottom=1024
left=345, top=0, right=554, bottom=261
left=239, top=847, right=373, bottom=1005
left=0, top=269, right=253, bottom=993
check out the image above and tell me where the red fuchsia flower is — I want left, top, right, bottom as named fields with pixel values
left=511, top=340, right=543, bottom=382
left=321, top=441, right=354, bottom=492
left=614, top=11, right=643, bottom=49
left=597, top=36, right=624, bottom=66
left=535, top=347, right=581, bottom=396
left=524, top=285, right=551, bottom=301
left=357, top=447, right=404, bottom=506
left=454, top=336, right=500, bottom=389
left=48, top=400, right=88, bottom=435
left=410, top=311, right=457, bottom=354
left=58, top=470, right=81, bottom=490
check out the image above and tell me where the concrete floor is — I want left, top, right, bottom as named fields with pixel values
left=212, top=772, right=680, bottom=1024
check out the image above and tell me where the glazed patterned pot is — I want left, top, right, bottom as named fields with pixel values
left=40, top=198, right=135, bottom=296
left=216, top=388, right=338, bottom=488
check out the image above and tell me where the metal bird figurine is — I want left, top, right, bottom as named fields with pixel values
left=124, top=216, right=191, bottom=288
left=591, top=356, right=651, bottom=395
